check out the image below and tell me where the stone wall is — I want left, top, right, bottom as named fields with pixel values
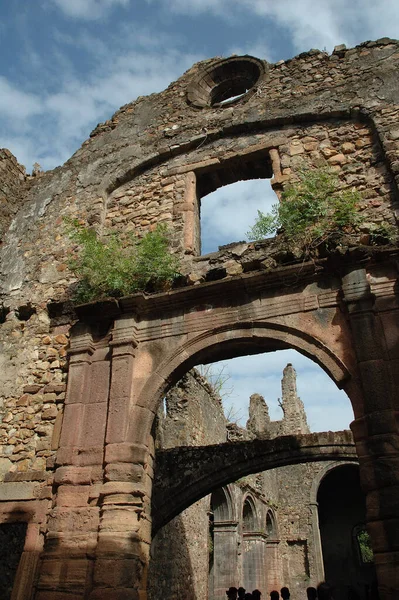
left=0, top=43, right=397, bottom=487
left=0, top=149, right=27, bottom=242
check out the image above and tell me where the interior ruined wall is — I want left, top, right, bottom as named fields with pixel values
left=149, top=370, right=227, bottom=600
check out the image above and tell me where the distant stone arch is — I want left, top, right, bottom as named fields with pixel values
left=266, top=509, right=278, bottom=539
left=212, top=485, right=235, bottom=523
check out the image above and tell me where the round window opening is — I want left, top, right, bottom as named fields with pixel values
left=187, top=56, right=266, bottom=109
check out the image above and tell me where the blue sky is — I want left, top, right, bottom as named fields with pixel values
left=1, top=0, right=398, bottom=431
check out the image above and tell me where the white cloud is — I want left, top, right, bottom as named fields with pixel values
left=47, top=0, right=130, bottom=20
left=162, top=0, right=399, bottom=52
left=0, top=78, right=42, bottom=120
left=0, top=27, right=201, bottom=171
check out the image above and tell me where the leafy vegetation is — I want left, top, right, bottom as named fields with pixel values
left=65, top=219, right=181, bottom=303
left=247, top=167, right=365, bottom=250
left=357, top=528, right=374, bottom=564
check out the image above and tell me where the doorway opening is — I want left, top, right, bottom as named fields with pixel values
left=317, top=465, right=376, bottom=600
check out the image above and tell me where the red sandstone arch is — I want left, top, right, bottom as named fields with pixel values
left=128, top=321, right=360, bottom=446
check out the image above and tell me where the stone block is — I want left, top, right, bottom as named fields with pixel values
left=38, top=557, right=89, bottom=589
left=86, top=362, right=110, bottom=406
left=105, top=443, right=148, bottom=465
left=57, top=485, right=90, bottom=507
left=356, top=431, right=399, bottom=458
left=45, top=531, right=98, bottom=555
left=51, top=408, right=64, bottom=451
left=105, top=395, right=129, bottom=443
left=81, top=402, right=107, bottom=449
left=359, top=455, right=399, bottom=492
left=35, top=593, right=84, bottom=600
left=100, top=481, right=145, bottom=496
left=105, top=463, right=144, bottom=483
left=76, top=446, right=104, bottom=467
left=367, top=518, right=399, bottom=553
left=59, top=404, right=84, bottom=448
left=366, top=485, right=399, bottom=520
left=55, top=466, right=93, bottom=485
left=97, top=532, right=150, bottom=561
left=0, top=482, right=37, bottom=501
left=100, top=506, right=141, bottom=532
left=65, top=362, right=89, bottom=405
left=48, top=507, right=99, bottom=533
left=93, top=558, right=143, bottom=587
left=89, top=589, right=139, bottom=600
left=327, top=153, right=346, bottom=164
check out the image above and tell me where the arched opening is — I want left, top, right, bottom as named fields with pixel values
left=317, top=464, right=376, bottom=600
left=243, top=497, right=257, bottom=532
left=146, top=321, right=359, bottom=600
left=242, top=496, right=262, bottom=592
left=203, top=350, right=353, bottom=433
left=266, top=511, right=276, bottom=539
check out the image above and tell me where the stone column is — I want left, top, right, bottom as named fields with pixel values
left=36, top=323, right=109, bottom=599
left=242, top=532, right=268, bottom=593
left=264, top=540, right=281, bottom=593
left=91, top=317, right=153, bottom=600
left=343, top=267, right=399, bottom=600
left=309, top=502, right=325, bottom=585
left=213, top=521, right=239, bottom=600
left=183, top=171, right=198, bottom=254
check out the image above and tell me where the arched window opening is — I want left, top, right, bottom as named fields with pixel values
left=266, top=510, right=276, bottom=538
left=211, top=487, right=231, bottom=523
left=242, top=497, right=257, bottom=532
left=353, top=524, right=374, bottom=565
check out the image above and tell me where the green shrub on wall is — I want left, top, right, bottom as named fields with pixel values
left=247, top=167, right=365, bottom=249
left=65, top=220, right=181, bottom=303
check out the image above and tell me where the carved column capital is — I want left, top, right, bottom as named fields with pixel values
left=68, top=324, right=96, bottom=360
left=341, top=268, right=374, bottom=312
left=110, top=317, right=138, bottom=354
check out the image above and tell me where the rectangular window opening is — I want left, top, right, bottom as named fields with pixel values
left=194, top=152, right=277, bottom=256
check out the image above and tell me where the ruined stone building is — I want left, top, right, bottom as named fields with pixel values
left=0, top=38, right=398, bottom=600
left=149, top=364, right=374, bottom=600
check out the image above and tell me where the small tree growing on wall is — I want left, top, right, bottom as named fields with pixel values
left=65, top=220, right=181, bottom=303
left=247, top=167, right=365, bottom=251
